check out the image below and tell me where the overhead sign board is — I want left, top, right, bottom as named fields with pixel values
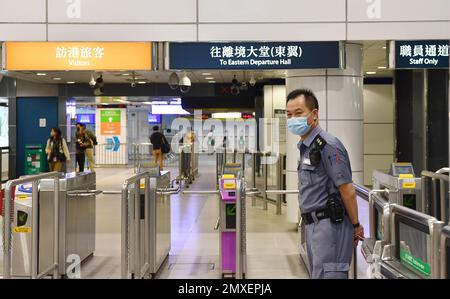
left=3, top=42, right=152, bottom=71
left=169, top=42, right=343, bottom=70
left=390, top=40, right=449, bottom=69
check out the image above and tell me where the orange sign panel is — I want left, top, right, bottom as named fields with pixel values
left=4, top=42, right=152, bottom=71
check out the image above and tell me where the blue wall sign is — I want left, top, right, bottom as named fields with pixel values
left=169, top=42, right=342, bottom=70
left=394, top=40, right=449, bottom=69
left=106, top=136, right=120, bottom=152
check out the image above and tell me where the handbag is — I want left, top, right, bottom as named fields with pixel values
left=161, top=136, right=171, bottom=154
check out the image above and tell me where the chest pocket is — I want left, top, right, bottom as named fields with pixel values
left=299, top=162, right=327, bottom=186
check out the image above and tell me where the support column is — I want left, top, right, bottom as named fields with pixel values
left=285, top=43, right=364, bottom=223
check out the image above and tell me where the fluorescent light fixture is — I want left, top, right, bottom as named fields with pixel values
left=366, top=71, right=377, bottom=75
left=53, top=77, right=62, bottom=81
left=377, top=66, right=387, bottom=69
left=202, top=73, right=212, bottom=76
left=67, top=81, right=76, bottom=84
left=115, top=99, right=130, bottom=103
left=208, top=81, right=216, bottom=83
left=121, top=73, right=130, bottom=76
left=152, top=104, right=189, bottom=115
left=142, top=102, right=153, bottom=105
left=204, top=77, right=215, bottom=80
left=36, top=73, right=46, bottom=76
left=212, top=112, right=243, bottom=119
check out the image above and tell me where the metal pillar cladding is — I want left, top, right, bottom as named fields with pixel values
left=218, top=174, right=246, bottom=279
left=3, top=172, right=60, bottom=279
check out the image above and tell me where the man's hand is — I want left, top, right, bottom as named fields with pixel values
left=353, top=225, right=364, bottom=247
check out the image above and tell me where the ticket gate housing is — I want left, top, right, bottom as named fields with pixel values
left=218, top=174, right=246, bottom=278
left=12, top=172, right=98, bottom=277
left=372, top=163, right=422, bottom=211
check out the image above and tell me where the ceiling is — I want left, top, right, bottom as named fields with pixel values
left=2, top=41, right=392, bottom=85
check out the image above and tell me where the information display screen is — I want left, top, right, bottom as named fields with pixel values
left=394, top=165, right=414, bottom=175
left=148, top=113, right=161, bottom=124
left=76, top=114, right=95, bottom=124
left=398, top=221, right=431, bottom=278
left=225, top=203, right=236, bottom=229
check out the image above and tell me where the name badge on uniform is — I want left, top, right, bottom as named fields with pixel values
left=303, top=158, right=311, bottom=165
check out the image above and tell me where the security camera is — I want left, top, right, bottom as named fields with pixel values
left=89, top=74, right=96, bottom=87
left=179, top=72, right=191, bottom=93
left=168, top=72, right=179, bottom=90
left=131, top=82, right=136, bottom=88
left=249, top=74, right=256, bottom=87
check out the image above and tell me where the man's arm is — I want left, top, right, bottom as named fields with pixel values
left=338, top=182, right=359, bottom=226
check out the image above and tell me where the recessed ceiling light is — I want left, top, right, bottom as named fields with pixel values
left=67, top=81, right=76, bottom=84
left=377, top=66, right=387, bottom=69
left=202, top=73, right=212, bottom=76
left=36, top=73, right=47, bottom=76
left=205, top=77, right=215, bottom=80
left=137, top=81, right=147, bottom=84
left=53, top=77, right=62, bottom=81
left=366, top=71, right=377, bottom=75
left=382, top=46, right=387, bottom=49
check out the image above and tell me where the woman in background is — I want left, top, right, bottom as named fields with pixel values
left=45, top=127, right=70, bottom=172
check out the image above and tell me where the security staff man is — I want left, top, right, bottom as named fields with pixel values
left=286, top=89, right=364, bottom=279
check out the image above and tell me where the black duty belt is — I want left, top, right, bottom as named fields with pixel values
left=301, top=208, right=330, bottom=225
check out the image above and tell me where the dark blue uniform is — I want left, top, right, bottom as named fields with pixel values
left=297, top=125, right=354, bottom=279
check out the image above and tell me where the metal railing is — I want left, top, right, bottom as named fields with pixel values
left=421, top=170, right=449, bottom=222
left=121, top=171, right=180, bottom=279
left=216, top=151, right=286, bottom=215
left=2, top=172, right=60, bottom=279
left=95, top=143, right=128, bottom=166
left=132, top=142, right=179, bottom=173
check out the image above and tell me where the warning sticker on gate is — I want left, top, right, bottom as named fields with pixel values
left=402, top=178, right=416, bottom=189
left=17, top=195, right=29, bottom=201
left=14, top=227, right=31, bottom=233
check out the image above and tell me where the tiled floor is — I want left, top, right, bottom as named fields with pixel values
left=1, top=154, right=369, bottom=279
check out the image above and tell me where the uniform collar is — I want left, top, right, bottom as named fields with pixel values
left=298, top=125, right=322, bottom=148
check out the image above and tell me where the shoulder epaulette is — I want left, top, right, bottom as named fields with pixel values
left=313, top=134, right=327, bottom=151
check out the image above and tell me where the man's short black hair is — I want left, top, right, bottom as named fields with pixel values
left=152, top=125, right=159, bottom=131
left=286, top=89, right=319, bottom=111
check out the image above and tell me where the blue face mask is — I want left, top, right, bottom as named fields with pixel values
left=287, top=113, right=313, bottom=136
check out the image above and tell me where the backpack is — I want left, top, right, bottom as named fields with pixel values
left=161, top=136, right=171, bottom=154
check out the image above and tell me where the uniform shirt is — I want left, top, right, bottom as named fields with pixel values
left=297, top=125, right=353, bottom=213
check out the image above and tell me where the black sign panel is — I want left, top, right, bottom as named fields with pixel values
left=169, top=42, right=342, bottom=70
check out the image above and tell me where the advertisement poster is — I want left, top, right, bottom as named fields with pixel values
left=100, top=109, right=121, bottom=135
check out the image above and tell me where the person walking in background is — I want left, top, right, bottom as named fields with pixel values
left=45, top=127, right=70, bottom=172
left=150, top=125, right=168, bottom=171
left=75, top=123, right=93, bottom=173
left=83, top=124, right=97, bottom=172
left=207, top=128, right=215, bottom=155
